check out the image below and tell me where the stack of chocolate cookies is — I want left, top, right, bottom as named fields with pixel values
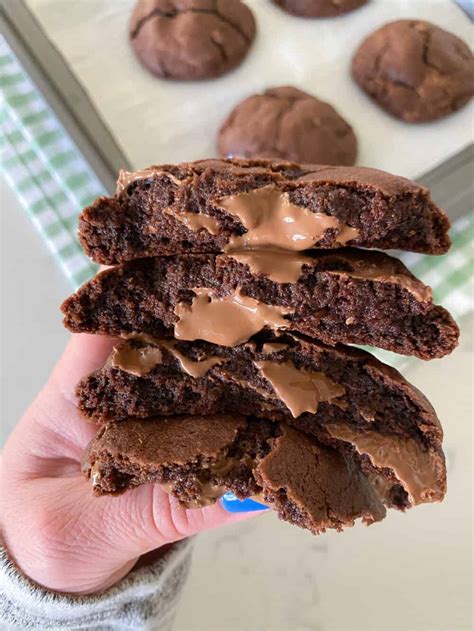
left=62, top=158, right=459, bottom=536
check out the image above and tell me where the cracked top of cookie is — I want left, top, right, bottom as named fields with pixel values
left=352, top=19, right=474, bottom=122
left=129, top=0, right=256, bottom=80
left=83, top=415, right=390, bottom=534
left=218, top=86, right=358, bottom=165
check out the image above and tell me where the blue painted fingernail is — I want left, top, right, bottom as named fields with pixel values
left=221, top=491, right=268, bottom=512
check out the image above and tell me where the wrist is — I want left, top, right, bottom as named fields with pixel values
left=0, top=539, right=193, bottom=630
left=1, top=516, right=138, bottom=595
left=74, top=560, right=139, bottom=595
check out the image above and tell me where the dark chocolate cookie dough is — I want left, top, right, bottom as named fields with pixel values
left=352, top=19, right=474, bottom=122
left=84, top=413, right=445, bottom=533
left=129, top=0, right=256, bottom=80
left=83, top=414, right=385, bottom=534
left=78, top=159, right=451, bottom=264
left=272, top=0, right=367, bottom=18
left=61, top=250, right=459, bottom=359
left=218, top=86, right=357, bottom=165
left=77, top=331, right=445, bottom=451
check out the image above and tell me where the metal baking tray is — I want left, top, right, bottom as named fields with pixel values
left=1, top=0, right=472, bottom=215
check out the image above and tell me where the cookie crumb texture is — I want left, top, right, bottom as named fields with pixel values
left=61, top=251, right=459, bottom=359
left=77, top=332, right=448, bottom=508
left=77, top=330, right=450, bottom=511
left=352, top=19, right=474, bottom=122
left=83, top=416, right=389, bottom=534
left=77, top=333, right=444, bottom=451
left=78, top=159, right=451, bottom=264
left=272, top=0, right=367, bottom=18
left=218, top=86, right=357, bottom=165
left=129, top=0, right=256, bottom=80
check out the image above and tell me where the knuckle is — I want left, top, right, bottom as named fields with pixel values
left=151, top=485, right=191, bottom=541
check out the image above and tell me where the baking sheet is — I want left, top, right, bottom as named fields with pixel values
left=27, top=0, right=473, bottom=177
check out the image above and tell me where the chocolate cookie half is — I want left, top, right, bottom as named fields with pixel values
left=352, top=20, right=474, bottom=122
left=272, top=0, right=368, bottom=18
left=84, top=415, right=445, bottom=530
left=79, top=159, right=450, bottom=265
left=78, top=159, right=451, bottom=263
left=218, top=86, right=357, bottom=165
left=76, top=333, right=446, bottom=498
left=62, top=250, right=459, bottom=359
left=83, top=414, right=441, bottom=535
left=129, top=0, right=256, bottom=80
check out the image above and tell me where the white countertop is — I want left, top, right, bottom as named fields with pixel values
left=2, top=173, right=472, bottom=630
left=1, top=176, right=68, bottom=443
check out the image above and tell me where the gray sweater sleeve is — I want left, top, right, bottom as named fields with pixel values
left=0, top=539, right=193, bottom=631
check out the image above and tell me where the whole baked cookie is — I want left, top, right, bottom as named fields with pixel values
left=218, top=86, right=357, bottom=165
left=272, top=0, right=367, bottom=18
left=129, top=0, right=256, bottom=80
left=352, top=20, right=474, bottom=122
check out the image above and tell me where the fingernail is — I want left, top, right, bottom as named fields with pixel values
left=221, top=491, right=269, bottom=513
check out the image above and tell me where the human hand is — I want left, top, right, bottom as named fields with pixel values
left=0, top=334, right=263, bottom=595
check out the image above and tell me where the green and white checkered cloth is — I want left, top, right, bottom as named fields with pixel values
left=1, top=36, right=473, bottom=367
left=0, top=36, right=100, bottom=287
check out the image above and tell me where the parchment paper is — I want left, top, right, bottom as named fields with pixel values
left=27, top=0, right=473, bottom=176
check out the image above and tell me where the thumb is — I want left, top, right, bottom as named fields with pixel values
left=51, top=333, right=264, bottom=543
left=75, top=478, right=261, bottom=592
left=0, top=333, right=265, bottom=594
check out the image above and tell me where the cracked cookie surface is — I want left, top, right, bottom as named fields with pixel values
left=218, top=86, right=357, bottom=165
left=272, top=0, right=367, bottom=18
left=352, top=19, right=474, bottom=123
left=83, top=415, right=389, bottom=534
left=129, top=0, right=256, bottom=80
